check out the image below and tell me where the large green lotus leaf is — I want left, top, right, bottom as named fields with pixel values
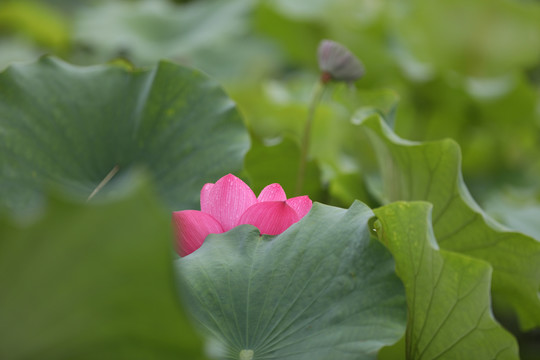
left=176, top=201, right=406, bottom=360
left=0, top=56, right=249, bottom=214
left=374, top=202, right=519, bottom=359
left=0, top=174, right=206, bottom=360
left=358, top=115, right=540, bottom=330
left=0, top=38, right=43, bottom=71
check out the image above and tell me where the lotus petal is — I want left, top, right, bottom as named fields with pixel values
left=286, top=196, right=313, bottom=219
left=173, top=210, right=224, bottom=257
left=200, top=183, right=214, bottom=213
left=238, top=201, right=299, bottom=235
left=258, top=183, right=287, bottom=202
left=204, top=174, right=257, bottom=231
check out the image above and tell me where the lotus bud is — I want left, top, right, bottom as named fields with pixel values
left=317, top=39, right=364, bottom=84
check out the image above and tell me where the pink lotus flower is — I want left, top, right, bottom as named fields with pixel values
left=173, top=174, right=312, bottom=257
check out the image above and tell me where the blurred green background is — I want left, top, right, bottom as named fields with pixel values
left=1, top=0, right=539, bottom=358
left=3, top=0, right=539, bottom=207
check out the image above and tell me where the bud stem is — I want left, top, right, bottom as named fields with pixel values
left=295, top=80, right=326, bottom=195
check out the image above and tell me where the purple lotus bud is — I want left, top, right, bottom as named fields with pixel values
left=317, top=40, right=364, bottom=84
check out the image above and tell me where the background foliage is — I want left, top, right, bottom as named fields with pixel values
left=2, top=0, right=539, bottom=201
left=1, top=0, right=539, bottom=359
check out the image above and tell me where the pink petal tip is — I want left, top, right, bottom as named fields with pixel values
left=200, top=183, right=214, bottom=213
left=286, top=196, right=313, bottom=219
left=258, top=183, right=287, bottom=202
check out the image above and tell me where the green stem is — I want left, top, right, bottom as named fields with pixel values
left=295, top=81, right=326, bottom=195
